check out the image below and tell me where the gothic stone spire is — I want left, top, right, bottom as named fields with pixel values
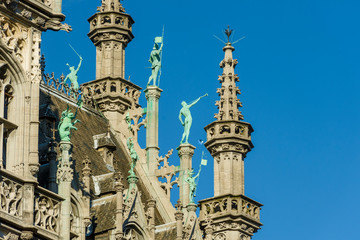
left=200, top=28, right=262, bottom=240
left=215, top=42, right=243, bottom=121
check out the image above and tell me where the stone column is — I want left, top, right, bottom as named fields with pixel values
left=177, top=144, right=195, bottom=207
left=114, top=173, right=124, bottom=240
left=174, top=201, right=184, bottom=240
left=57, top=141, right=73, bottom=240
left=48, top=138, right=57, bottom=193
left=147, top=199, right=156, bottom=240
left=144, top=86, right=162, bottom=176
left=82, top=156, right=92, bottom=229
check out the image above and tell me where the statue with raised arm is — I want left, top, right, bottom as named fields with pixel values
left=64, top=46, right=83, bottom=91
left=58, top=105, right=80, bottom=142
left=179, top=93, right=208, bottom=144
left=185, top=168, right=201, bottom=204
left=147, top=36, right=163, bottom=87
left=127, top=137, right=139, bottom=176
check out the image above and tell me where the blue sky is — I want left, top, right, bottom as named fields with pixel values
left=42, top=0, right=360, bottom=239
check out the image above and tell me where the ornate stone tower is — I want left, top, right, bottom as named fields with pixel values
left=199, top=29, right=263, bottom=240
left=88, top=0, right=133, bottom=79
left=85, top=0, right=141, bottom=133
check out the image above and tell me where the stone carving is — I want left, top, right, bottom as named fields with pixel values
left=155, top=149, right=179, bottom=199
left=3, top=232, right=19, bottom=240
left=200, top=195, right=261, bottom=221
left=19, top=232, right=32, bottom=240
left=0, top=17, right=27, bottom=63
left=0, top=177, right=23, bottom=217
left=34, top=194, right=60, bottom=233
left=56, top=162, right=73, bottom=183
left=214, top=233, right=226, bottom=240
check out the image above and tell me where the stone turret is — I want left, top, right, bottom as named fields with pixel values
left=84, top=0, right=141, bottom=133
left=88, top=0, right=134, bottom=79
left=199, top=28, right=262, bottom=240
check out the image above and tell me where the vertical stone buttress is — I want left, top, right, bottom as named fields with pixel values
left=114, top=172, right=124, bottom=239
left=86, top=0, right=142, bottom=133
left=144, top=86, right=162, bottom=175
left=199, top=40, right=263, bottom=239
left=57, top=142, right=73, bottom=240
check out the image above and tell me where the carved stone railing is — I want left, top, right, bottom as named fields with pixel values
left=199, top=195, right=261, bottom=222
left=0, top=174, right=23, bottom=218
left=36, top=0, right=54, bottom=8
left=40, top=55, right=99, bottom=111
left=34, top=187, right=62, bottom=233
left=155, top=149, right=179, bottom=200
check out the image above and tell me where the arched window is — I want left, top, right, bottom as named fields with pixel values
left=0, top=84, right=17, bottom=169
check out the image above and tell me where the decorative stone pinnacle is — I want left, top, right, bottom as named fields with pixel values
left=175, top=200, right=182, bottom=211
left=82, top=156, right=92, bottom=177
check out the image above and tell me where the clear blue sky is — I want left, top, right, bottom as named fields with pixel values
left=42, top=0, right=360, bottom=239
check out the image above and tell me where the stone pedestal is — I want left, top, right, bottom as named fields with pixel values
left=57, top=141, right=73, bottom=240
left=175, top=210, right=184, bottom=240
left=145, top=86, right=162, bottom=176
left=177, top=144, right=195, bottom=207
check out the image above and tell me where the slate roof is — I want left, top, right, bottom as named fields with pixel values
left=39, top=88, right=165, bottom=235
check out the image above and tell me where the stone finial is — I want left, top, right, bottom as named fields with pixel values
left=99, top=0, right=125, bottom=13
left=82, top=156, right=92, bottom=178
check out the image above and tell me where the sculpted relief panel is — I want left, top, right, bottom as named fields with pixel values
left=0, top=17, right=27, bottom=64
left=0, top=177, right=23, bottom=218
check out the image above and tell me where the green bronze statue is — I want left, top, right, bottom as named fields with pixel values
left=179, top=93, right=208, bottom=144
left=147, top=36, right=163, bottom=87
left=127, top=137, right=139, bottom=176
left=64, top=45, right=83, bottom=91
left=185, top=168, right=201, bottom=204
left=58, top=105, right=80, bottom=142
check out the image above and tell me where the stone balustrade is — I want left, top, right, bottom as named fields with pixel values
left=199, top=194, right=261, bottom=222
left=0, top=172, right=23, bottom=219
left=34, top=187, right=63, bottom=233
left=0, top=169, right=64, bottom=237
left=205, top=121, right=253, bottom=143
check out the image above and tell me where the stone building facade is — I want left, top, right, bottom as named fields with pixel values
left=0, top=1, right=262, bottom=240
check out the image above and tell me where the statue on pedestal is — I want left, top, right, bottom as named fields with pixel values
left=147, top=36, right=163, bottom=87
left=58, top=105, right=80, bottom=142
left=179, top=94, right=208, bottom=144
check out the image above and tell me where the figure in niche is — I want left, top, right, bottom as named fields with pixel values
left=179, top=94, right=208, bottom=144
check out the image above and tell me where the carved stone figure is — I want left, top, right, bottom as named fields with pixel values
left=179, top=94, right=208, bottom=144
left=58, top=106, right=80, bottom=142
